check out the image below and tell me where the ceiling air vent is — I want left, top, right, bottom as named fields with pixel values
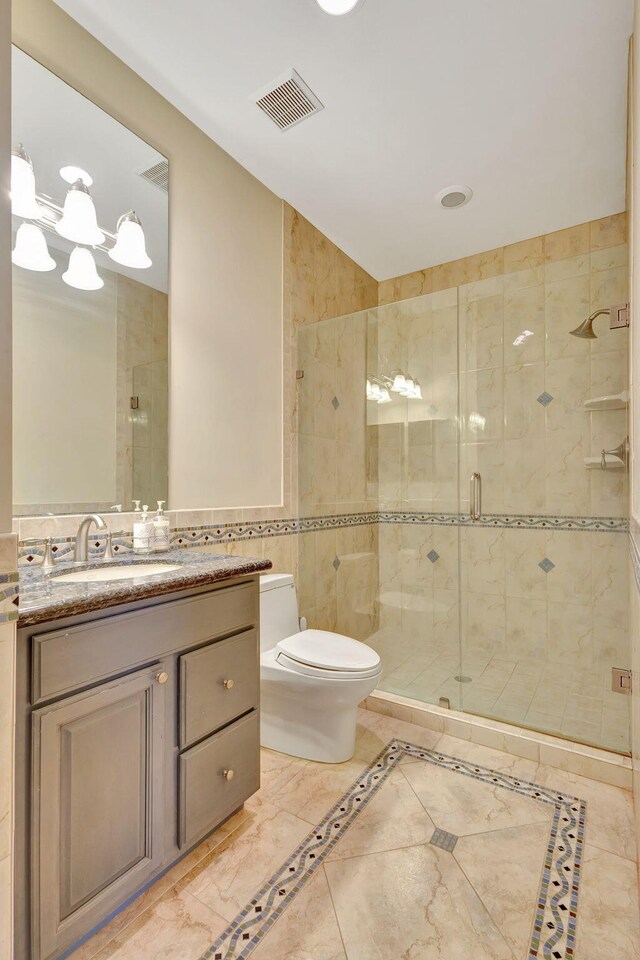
left=139, top=159, right=169, bottom=193
left=253, top=69, right=324, bottom=131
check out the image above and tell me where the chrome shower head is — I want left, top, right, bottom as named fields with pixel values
left=570, top=308, right=610, bottom=339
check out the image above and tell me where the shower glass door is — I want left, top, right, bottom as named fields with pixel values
left=366, top=289, right=464, bottom=710
left=457, top=255, right=630, bottom=753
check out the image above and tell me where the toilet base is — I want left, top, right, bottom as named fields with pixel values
left=261, top=703, right=358, bottom=763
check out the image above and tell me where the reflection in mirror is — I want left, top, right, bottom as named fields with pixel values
left=11, top=47, right=169, bottom=517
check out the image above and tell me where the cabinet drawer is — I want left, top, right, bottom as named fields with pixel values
left=178, top=711, right=259, bottom=849
left=32, top=581, right=257, bottom=704
left=179, top=629, right=258, bottom=748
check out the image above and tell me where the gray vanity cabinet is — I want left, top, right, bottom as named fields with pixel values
left=31, top=662, right=168, bottom=960
left=15, top=576, right=261, bottom=960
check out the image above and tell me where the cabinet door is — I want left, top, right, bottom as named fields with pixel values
left=32, top=664, right=167, bottom=960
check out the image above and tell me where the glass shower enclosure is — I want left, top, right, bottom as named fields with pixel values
left=296, top=255, right=630, bottom=754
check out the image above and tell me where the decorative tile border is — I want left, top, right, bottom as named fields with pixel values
left=17, top=510, right=627, bottom=563
left=379, top=511, right=628, bottom=532
left=199, top=738, right=586, bottom=960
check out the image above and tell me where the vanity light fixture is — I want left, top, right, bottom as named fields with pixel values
left=59, top=165, right=93, bottom=187
left=391, top=373, right=407, bottom=393
left=316, top=0, right=364, bottom=13
left=11, top=223, right=56, bottom=272
left=108, top=211, right=152, bottom=269
left=55, top=179, right=105, bottom=246
left=62, top=246, right=104, bottom=291
left=11, top=144, right=43, bottom=219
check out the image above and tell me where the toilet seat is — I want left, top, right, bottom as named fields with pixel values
left=275, top=629, right=381, bottom=680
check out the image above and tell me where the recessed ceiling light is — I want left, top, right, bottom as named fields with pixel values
left=316, top=0, right=364, bottom=15
left=60, top=165, right=93, bottom=187
left=435, top=185, right=473, bottom=209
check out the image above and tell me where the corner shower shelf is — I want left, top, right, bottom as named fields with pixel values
left=584, top=455, right=625, bottom=469
left=584, top=391, right=629, bottom=411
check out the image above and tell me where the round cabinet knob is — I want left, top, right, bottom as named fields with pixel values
left=223, top=679, right=235, bottom=690
left=222, top=769, right=235, bottom=781
left=155, top=671, right=168, bottom=685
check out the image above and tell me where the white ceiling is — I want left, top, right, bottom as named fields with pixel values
left=12, top=47, right=168, bottom=292
left=53, top=0, right=633, bottom=281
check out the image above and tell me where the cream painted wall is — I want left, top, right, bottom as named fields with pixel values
left=631, top=2, right=640, bottom=868
left=12, top=0, right=284, bottom=511
left=0, top=3, right=15, bottom=957
left=1, top=0, right=11, bottom=532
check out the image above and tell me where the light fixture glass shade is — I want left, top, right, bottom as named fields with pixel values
left=62, top=246, right=104, bottom=291
left=377, top=388, right=392, bottom=404
left=391, top=373, right=406, bottom=393
left=55, top=180, right=105, bottom=246
left=317, top=0, right=363, bottom=14
left=108, top=211, right=152, bottom=269
left=400, top=377, right=415, bottom=397
left=11, top=145, right=43, bottom=219
left=413, top=381, right=423, bottom=400
left=11, top=223, right=55, bottom=271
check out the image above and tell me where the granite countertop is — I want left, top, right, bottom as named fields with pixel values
left=18, top=548, right=272, bottom=626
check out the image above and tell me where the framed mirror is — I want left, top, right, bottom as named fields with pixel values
left=11, top=47, right=169, bottom=517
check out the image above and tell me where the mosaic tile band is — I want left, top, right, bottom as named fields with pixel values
left=198, top=738, right=586, bottom=960
left=17, top=510, right=628, bottom=562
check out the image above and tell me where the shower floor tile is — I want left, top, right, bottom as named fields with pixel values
left=66, top=710, right=638, bottom=960
left=368, top=627, right=630, bottom=753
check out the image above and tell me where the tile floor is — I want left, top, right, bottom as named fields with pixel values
left=68, top=709, right=639, bottom=960
left=368, top=627, right=631, bottom=753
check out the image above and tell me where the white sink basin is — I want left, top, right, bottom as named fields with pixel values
left=53, top=563, right=182, bottom=584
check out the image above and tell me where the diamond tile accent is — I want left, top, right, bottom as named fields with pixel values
left=332, top=556, right=341, bottom=570
left=537, top=391, right=554, bottom=407
left=430, top=828, right=459, bottom=853
left=332, top=396, right=340, bottom=410
left=427, top=549, right=440, bottom=563
left=539, top=557, right=556, bottom=573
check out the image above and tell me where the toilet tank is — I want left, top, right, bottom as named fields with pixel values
left=259, top=574, right=300, bottom=652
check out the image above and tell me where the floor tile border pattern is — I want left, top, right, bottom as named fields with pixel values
left=199, top=738, right=586, bottom=960
left=17, top=511, right=628, bottom=562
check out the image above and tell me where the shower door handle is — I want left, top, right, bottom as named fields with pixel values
left=470, top=472, right=482, bottom=522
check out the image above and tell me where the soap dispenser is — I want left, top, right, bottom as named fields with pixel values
left=133, top=505, right=153, bottom=554
left=153, top=501, right=170, bottom=552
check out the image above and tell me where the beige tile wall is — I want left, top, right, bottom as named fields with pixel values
left=370, top=214, right=630, bottom=751
left=287, top=204, right=379, bottom=638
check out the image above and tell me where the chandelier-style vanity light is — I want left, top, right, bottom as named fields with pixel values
left=368, top=370, right=423, bottom=403
left=10, top=144, right=44, bottom=219
left=12, top=146, right=154, bottom=290
left=109, top=211, right=152, bottom=269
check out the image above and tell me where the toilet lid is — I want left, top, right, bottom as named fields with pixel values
left=276, top=630, right=381, bottom=674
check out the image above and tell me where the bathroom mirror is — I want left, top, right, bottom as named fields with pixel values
left=11, top=47, right=169, bottom=517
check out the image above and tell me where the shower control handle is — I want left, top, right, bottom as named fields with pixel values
left=470, top=472, right=482, bottom=522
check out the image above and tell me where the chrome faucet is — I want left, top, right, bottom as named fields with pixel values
left=74, top=514, right=107, bottom=563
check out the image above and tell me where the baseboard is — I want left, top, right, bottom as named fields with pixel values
left=364, top=690, right=632, bottom=791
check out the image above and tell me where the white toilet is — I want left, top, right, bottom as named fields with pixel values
left=259, top=573, right=382, bottom=763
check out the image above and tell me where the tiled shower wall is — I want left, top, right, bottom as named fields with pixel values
left=373, top=213, right=630, bottom=751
